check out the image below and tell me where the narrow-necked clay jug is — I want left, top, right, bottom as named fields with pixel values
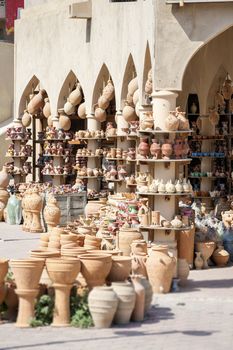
left=112, top=282, right=136, bottom=324
left=194, top=252, right=203, bottom=270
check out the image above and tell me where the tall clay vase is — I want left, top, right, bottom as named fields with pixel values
left=88, top=286, right=118, bottom=328
left=140, top=277, right=153, bottom=315
left=46, top=258, right=81, bottom=326
left=43, top=196, right=61, bottom=232
left=10, top=259, right=44, bottom=327
left=146, top=245, right=176, bottom=294
left=131, top=275, right=145, bottom=322
left=79, top=254, right=112, bottom=288
left=177, top=259, right=189, bottom=285
left=112, top=282, right=136, bottom=324
left=107, top=256, right=132, bottom=282
left=22, top=191, right=32, bottom=232
left=0, top=259, right=9, bottom=304
left=195, top=242, right=215, bottom=269
left=29, top=189, right=43, bottom=233
left=119, top=228, right=143, bottom=256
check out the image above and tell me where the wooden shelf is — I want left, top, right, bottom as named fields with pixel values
left=136, top=192, right=192, bottom=196
left=35, top=139, right=69, bottom=143
left=104, top=178, right=124, bottom=182
left=76, top=155, right=101, bottom=158
left=191, top=155, right=225, bottom=158
left=5, top=155, right=31, bottom=158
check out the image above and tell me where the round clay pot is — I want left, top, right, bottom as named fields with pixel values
left=88, top=286, right=118, bottom=328
left=77, top=102, right=86, bottom=119
left=43, top=196, right=61, bottom=232
left=112, top=282, right=136, bottom=324
left=98, top=95, right=110, bottom=110
left=61, top=247, right=87, bottom=258
left=161, top=140, right=173, bottom=159
left=177, top=258, right=189, bottom=285
left=48, top=241, right=61, bottom=250
left=86, top=250, right=120, bottom=256
left=107, top=256, right=132, bottom=282
left=128, top=77, right=138, bottom=96
left=59, top=114, right=71, bottom=131
left=10, top=258, right=44, bottom=290
left=138, top=138, right=149, bottom=158
left=119, top=228, right=143, bottom=256
left=145, top=80, right=152, bottom=95
left=95, top=107, right=107, bottom=122
left=68, top=85, right=82, bottom=106
left=126, top=92, right=134, bottom=106
left=27, top=90, right=46, bottom=114
left=43, top=98, right=51, bottom=118
left=22, top=111, right=32, bottom=127
left=150, top=139, right=161, bottom=159
left=64, top=101, right=75, bottom=115
left=0, top=166, right=10, bottom=188
left=195, top=242, right=215, bottom=269
left=146, top=245, right=176, bottom=293
left=79, top=254, right=112, bottom=288
left=77, top=226, right=93, bottom=235
left=122, top=105, right=137, bottom=122
left=102, top=80, right=115, bottom=101
left=47, top=115, right=53, bottom=127
left=140, top=277, right=153, bottom=315
left=85, top=200, right=106, bottom=216
left=60, top=233, right=78, bottom=242
left=212, top=245, right=229, bottom=267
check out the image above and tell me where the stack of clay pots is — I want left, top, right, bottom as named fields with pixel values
left=84, top=235, right=102, bottom=250
left=123, top=77, right=139, bottom=122
left=95, top=79, right=115, bottom=122
left=39, top=232, right=50, bottom=250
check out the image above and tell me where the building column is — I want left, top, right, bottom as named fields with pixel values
left=151, top=90, right=178, bottom=130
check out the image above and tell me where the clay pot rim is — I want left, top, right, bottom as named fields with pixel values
left=0, top=259, right=9, bottom=264
left=46, top=257, right=80, bottom=263
left=30, top=250, right=60, bottom=257
left=86, top=250, right=119, bottom=255
left=10, top=258, right=45, bottom=264
left=112, top=256, right=132, bottom=262
left=79, top=254, right=112, bottom=260
left=119, top=228, right=140, bottom=232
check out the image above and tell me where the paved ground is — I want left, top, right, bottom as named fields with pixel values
left=0, top=223, right=232, bottom=350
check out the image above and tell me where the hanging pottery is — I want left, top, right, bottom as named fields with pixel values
left=165, top=111, right=179, bottom=131
left=147, top=68, right=152, bottom=83
left=68, top=84, right=82, bottom=106
left=27, top=89, right=46, bottom=114
left=103, top=79, right=115, bottom=101
left=145, top=80, right=152, bottom=95
left=77, top=102, right=86, bottom=119
left=135, top=102, right=140, bottom=117
left=126, top=92, right=134, bottom=106
left=122, top=103, right=137, bottom=122
left=64, top=101, right=75, bottom=115
left=212, top=245, right=229, bottom=267
left=21, top=111, right=32, bottom=127
left=43, top=98, right=51, bottom=118
left=59, top=114, right=71, bottom=131
left=95, top=107, right=107, bottom=122
left=133, top=89, right=139, bottom=106
left=128, top=77, right=138, bottom=96
left=98, top=95, right=110, bottom=110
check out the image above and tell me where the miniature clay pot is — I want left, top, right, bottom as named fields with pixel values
left=59, top=114, right=71, bottom=131
left=140, top=276, right=153, bottom=315
left=177, top=258, right=189, bottom=285
left=112, top=282, right=136, bottom=324
left=77, top=102, right=86, bottom=119
left=27, top=90, right=46, bottom=114
left=102, top=79, right=115, bottom=101
left=122, top=104, right=137, bottom=122
left=131, top=275, right=145, bottom=322
left=43, top=196, right=61, bottom=232
left=95, top=107, right=107, bottom=122
left=119, top=228, right=143, bottom=256
left=146, top=245, right=176, bottom=293
left=195, top=242, right=215, bottom=269
left=138, top=138, right=149, bottom=158
left=22, top=111, right=32, bottom=127
left=107, top=256, right=132, bottom=282
left=79, top=254, right=112, bottom=288
left=64, top=101, right=75, bottom=115
left=43, top=98, right=51, bottom=118
left=88, top=286, right=118, bottom=328
left=212, top=245, right=229, bottom=267
left=68, top=85, right=82, bottom=106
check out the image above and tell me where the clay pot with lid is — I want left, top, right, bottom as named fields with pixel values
left=88, top=286, right=118, bottom=328
left=59, top=114, right=71, bottom=131
left=10, top=258, right=44, bottom=327
left=95, top=107, right=107, bottom=122
left=212, top=245, right=229, bottom=267
left=27, top=90, right=46, bottom=114
left=119, top=228, right=143, bottom=256
left=138, top=138, right=149, bottom=158
left=46, top=257, right=81, bottom=326
left=22, top=111, right=32, bottom=127
left=78, top=102, right=86, bottom=119
left=103, top=79, right=115, bottom=101
left=68, top=84, right=82, bottom=106
left=43, top=98, right=51, bottom=118
left=43, top=196, right=61, bottom=232
left=107, top=256, right=132, bottom=282
left=195, top=241, right=215, bottom=269
left=146, top=245, right=176, bottom=293
left=112, top=282, right=136, bottom=324
left=0, top=259, right=8, bottom=304
left=79, top=254, right=112, bottom=288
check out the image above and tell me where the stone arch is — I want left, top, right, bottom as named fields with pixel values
left=18, top=75, right=41, bottom=116
left=92, top=63, right=115, bottom=112
left=142, top=42, right=152, bottom=105
left=206, top=65, right=228, bottom=109
left=120, top=54, right=137, bottom=109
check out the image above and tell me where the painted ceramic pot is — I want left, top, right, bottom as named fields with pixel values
left=150, top=139, right=161, bottom=159
left=79, top=254, right=112, bottom=288
left=107, top=256, right=132, bottom=282
left=112, top=282, right=136, bottom=324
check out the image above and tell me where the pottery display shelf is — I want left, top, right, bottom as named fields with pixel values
left=139, top=225, right=191, bottom=231
left=138, top=129, right=193, bottom=135
left=136, top=192, right=192, bottom=196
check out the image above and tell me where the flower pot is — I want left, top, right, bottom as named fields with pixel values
left=119, top=228, right=143, bottom=256
left=79, top=254, right=112, bottom=288
left=112, top=282, right=136, bottom=324
left=0, top=259, right=8, bottom=304
left=88, top=286, right=118, bottom=328
left=107, top=256, right=132, bottom=282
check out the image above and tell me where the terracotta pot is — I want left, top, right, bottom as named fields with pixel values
left=119, top=228, right=143, bottom=256
left=4, top=283, right=18, bottom=321
left=195, top=242, right=215, bottom=269
left=85, top=200, right=106, bottom=216
left=131, top=240, right=147, bottom=255
left=161, top=140, right=173, bottom=159
left=133, top=89, right=139, bottom=106
left=87, top=250, right=120, bottom=256
left=22, top=111, right=32, bottom=127
left=64, top=101, right=75, bottom=115
left=43, top=196, right=61, bottom=232
left=103, top=80, right=115, bottom=101
left=28, top=189, right=43, bottom=233
left=77, top=226, right=93, bottom=235
left=131, top=253, right=147, bottom=277
left=107, top=256, right=132, bottom=282
left=112, top=282, right=136, bottom=324
left=95, top=107, right=107, bottom=122
left=177, top=112, right=189, bottom=130
left=43, top=98, right=51, bottom=118
left=177, top=258, right=189, bottom=285
left=98, top=95, right=110, bottom=110
left=140, top=277, right=153, bottom=315
left=61, top=247, right=87, bottom=258
left=212, top=245, right=229, bottom=267
left=177, top=227, right=195, bottom=267
left=131, top=275, right=145, bottom=321
left=0, top=188, right=9, bottom=207
left=128, top=77, right=138, bottom=96
left=194, top=252, right=204, bottom=270
left=59, top=114, right=71, bottom=131
left=150, top=139, right=161, bottom=159
left=146, top=245, right=176, bottom=293
left=30, top=250, right=60, bottom=285
left=174, top=138, right=183, bottom=159
left=46, top=258, right=81, bottom=326
left=47, top=115, right=53, bottom=127
left=77, top=102, right=86, bottom=119
left=79, top=254, right=112, bottom=288
left=68, top=85, right=82, bottom=106
left=138, top=138, right=149, bottom=158
left=40, top=232, right=50, bottom=242
left=123, top=104, right=137, bottom=122
left=145, top=80, right=152, bottom=95
left=88, top=286, right=118, bottom=328
left=60, top=233, right=78, bottom=242
left=165, top=111, right=179, bottom=131
left=0, top=166, right=10, bottom=189
left=27, top=90, right=46, bottom=114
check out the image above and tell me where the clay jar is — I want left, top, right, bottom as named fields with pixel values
left=174, top=138, right=183, bottom=159
left=107, top=256, right=132, bottom=282
left=78, top=102, right=86, bottom=119
left=98, top=95, right=110, bottom=110
left=22, top=111, right=32, bottom=127
left=85, top=199, right=106, bottom=216
left=146, top=245, right=176, bottom=293
left=64, top=101, right=75, bottom=115
left=59, top=114, right=71, bottom=131
left=131, top=275, right=145, bottom=322
left=43, top=196, right=61, bottom=232
left=0, top=259, right=9, bottom=304
left=68, top=85, right=82, bottom=106
left=119, top=228, right=143, bottom=256
left=195, top=242, right=215, bottom=269
left=131, top=253, right=148, bottom=277
left=131, top=240, right=147, bottom=255
left=112, top=282, right=136, bottom=324
left=95, top=107, right=107, bottom=122
left=10, top=258, right=44, bottom=327
left=165, top=111, right=179, bottom=131
left=140, top=277, right=153, bottom=315
left=177, top=258, right=189, bottom=285
left=138, top=138, right=149, bottom=158
left=128, top=77, right=138, bottom=96
left=212, top=245, right=229, bottom=267
left=177, top=111, right=189, bottom=130
left=150, top=139, right=161, bottom=159
left=46, top=258, right=81, bottom=326
left=79, top=254, right=112, bottom=288
left=161, top=139, right=173, bottom=159
left=27, top=90, right=46, bottom=115
left=194, top=252, right=204, bottom=270
left=88, top=286, right=118, bottom=328
left=103, top=79, right=115, bottom=101
left=123, top=103, right=137, bottom=122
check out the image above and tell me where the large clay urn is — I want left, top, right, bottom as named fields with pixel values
left=131, top=275, right=145, bottom=322
left=88, top=286, right=118, bottom=328
left=59, top=114, right=71, bottom=131
left=138, top=138, right=149, bottom=158
left=95, top=107, right=107, bottom=122
left=107, top=256, right=132, bottom=282
left=103, top=79, right=115, bottom=101
left=22, top=111, right=32, bottom=127
left=68, top=84, right=82, bottom=106
left=78, top=102, right=86, bottom=119
left=79, top=254, right=112, bottom=288
left=46, top=257, right=80, bottom=326
left=43, top=196, right=61, bottom=232
left=195, top=241, right=215, bottom=269
left=212, top=245, right=229, bottom=267
left=28, top=188, right=43, bottom=233
left=10, top=258, right=44, bottom=327
left=118, top=228, right=143, bottom=256
left=112, top=282, right=136, bottom=324
left=0, top=166, right=10, bottom=188
left=27, top=90, right=46, bottom=114
left=161, top=140, right=173, bottom=159
left=146, top=245, right=176, bottom=293
left=0, top=259, right=8, bottom=304
left=43, top=98, right=51, bottom=118
left=150, top=139, right=161, bottom=159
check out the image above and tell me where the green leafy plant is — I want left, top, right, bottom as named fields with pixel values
left=70, top=287, right=93, bottom=328
left=30, top=294, right=54, bottom=327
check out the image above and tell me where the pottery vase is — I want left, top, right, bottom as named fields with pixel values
left=140, top=277, right=153, bottom=315
left=138, top=138, right=149, bottom=158
left=194, top=252, right=203, bottom=270
left=190, top=102, right=197, bottom=114
left=103, top=79, right=115, bottom=101
left=119, top=228, right=143, bottom=256
left=64, top=101, right=75, bottom=115
left=112, top=282, right=136, bottom=324
left=128, top=78, right=138, bottom=96
left=161, top=140, right=173, bottom=159
left=123, top=104, right=137, bottom=122
left=78, top=102, right=86, bottom=119
left=28, top=189, right=43, bottom=233
left=212, top=245, right=229, bottom=267
left=43, top=196, right=61, bottom=232
left=68, top=85, right=82, bottom=106
left=131, top=253, right=147, bottom=277
left=165, top=112, right=179, bottom=131
left=107, top=256, right=132, bottom=282
left=43, top=98, right=51, bottom=118
left=88, top=286, right=118, bottom=328
left=98, top=95, right=110, bottom=110
left=59, top=114, right=71, bottom=131
left=177, top=112, right=189, bottom=130
left=150, top=139, right=161, bottom=159
left=27, top=90, right=46, bottom=115
left=131, top=275, right=145, bottom=322
left=79, top=254, right=112, bottom=288
left=177, top=258, right=189, bottom=285
left=95, top=107, right=107, bottom=122
left=22, top=111, right=32, bottom=127
left=195, top=242, right=215, bottom=269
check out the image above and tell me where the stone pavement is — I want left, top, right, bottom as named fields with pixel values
left=0, top=223, right=232, bottom=350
